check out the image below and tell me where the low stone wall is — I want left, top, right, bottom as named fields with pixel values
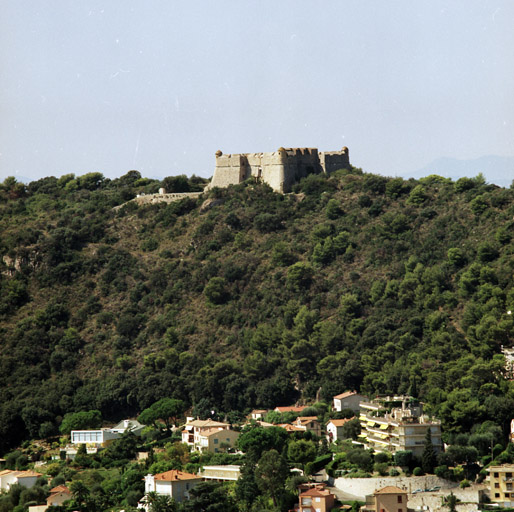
left=113, top=192, right=202, bottom=210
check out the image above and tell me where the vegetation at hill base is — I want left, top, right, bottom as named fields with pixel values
left=1, top=167, right=514, bottom=463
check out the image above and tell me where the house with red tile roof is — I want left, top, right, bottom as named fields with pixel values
left=47, top=485, right=72, bottom=506
left=361, top=486, right=408, bottom=512
left=292, top=484, right=336, bottom=512
left=294, top=416, right=322, bottom=437
left=274, top=406, right=308, bottom=414
left=326, top=418, right=352, bottom=443
left=333, top=391, right=366, bottom=413
left=143, top=470, right=203, bottom=503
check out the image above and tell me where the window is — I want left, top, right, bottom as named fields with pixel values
left=315, top=497, right=321, bottom=502
left=495, top=483, right=500, bottom=488
left=398, top=509, right=403, bottom=512
left=397, top=496, right=402, bottom=503
left=214, top=439, right=218, bottom=444
left=494, top=473, right=499, bottom=478
left=508, top=473, right=513, bottom=478
left=495, top=494, right=500, bottom=498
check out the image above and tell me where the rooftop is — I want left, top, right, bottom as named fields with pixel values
left=334, top=391, right=361, bottom=399
left=185, top=419, right=229, bottom=428
left=375, top=486, right=407, bottom=495
left=274, top=406, right=307, bottom=413
left=328, top=418, right=352, bottom=427
left=153, top=470, right=201, bottom=482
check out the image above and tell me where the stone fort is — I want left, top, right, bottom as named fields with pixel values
left=208, top=146, right=350, bottom=193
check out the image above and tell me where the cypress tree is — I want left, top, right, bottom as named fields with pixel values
left=422, top=428, right=437, bottom=474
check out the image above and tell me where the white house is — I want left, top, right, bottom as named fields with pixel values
left=181, top=419, right=230, bottom=451
left=110, top=419, right=145, bottom=436
left=326, top=418, right=351, bottom=443
left=143, top=470, right=203, bottom=503
left=333, top=391, right=366, bottom=413
left=0, top=470, right=42, bottom=491
left=70, top=428, right=120, bottom=445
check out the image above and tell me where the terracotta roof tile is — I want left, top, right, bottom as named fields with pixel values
left=300, top=487, right=334, bottom=497
left=375, top=486, right=407, bottom=494
left=153, top=470, right=201, bottom=481
left=328, top=418, right=352, bottom=427
left=274, top=406, right=306, bottom=413
left=50, top=485, right=70, bottom=494
left=333, top=390, right=359, bottom=399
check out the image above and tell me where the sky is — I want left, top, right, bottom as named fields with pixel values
left=1, top=1, right=514, bottom=183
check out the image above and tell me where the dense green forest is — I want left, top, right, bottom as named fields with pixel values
left=1, top=168, right=514, bottom=455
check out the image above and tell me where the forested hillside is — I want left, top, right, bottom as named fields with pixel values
left=1, top=168, right=514, bottom=454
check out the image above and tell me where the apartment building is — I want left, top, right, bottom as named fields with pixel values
left=358, top=395, right=442, bottom=457
left=487, top=465, right=514, bottom=506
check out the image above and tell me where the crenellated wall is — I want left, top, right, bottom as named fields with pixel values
left=208, top=146, right=350, bottom=193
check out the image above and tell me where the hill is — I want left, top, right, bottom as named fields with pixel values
left=1, top=169, right=514, bottom=453
left=406, top=155, right=514, bottom=188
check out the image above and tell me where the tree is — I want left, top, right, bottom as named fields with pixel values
left=422, top=429, right=436, bottom=474
left=287, top=262, right=314, bottom=291
left=182, top=482, right=237, bottom=512
left=287, top=439, right=317, bottom=466
left=394, top=450, right=413, bottom=468
left=236, top=460, right=259, bottom=511
left=325, top=199, right=344, bottom=219
left=445, top=492, right=458, bottom=512
left=406, top=185, right=428, bottom=205
left=138, top=398, right=186, bottom=434
left=145, top=491, right=178, bottom=512
left=204, top=277, right=229, bottom=305
left=59, top=410, right=102, bottom=436
left=70, top=480, right=90, bottom=512
left=237, top=426, right=289, bottom=461
left=162, top=175, right=191, bottom=193
left=255, top=450, right=289, bottom=508
left=341, top=418, right=361, bottom=440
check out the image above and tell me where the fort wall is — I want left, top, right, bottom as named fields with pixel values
left=208, top=146, right=349, bottom=193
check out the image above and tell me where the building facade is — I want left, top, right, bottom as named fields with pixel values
left=361, top=486, right=408, bottom=512
left=295, top=484, right=336, bottom=512
left=488, top=465, right=514, bottom=506
left=358, top=396, right=442, bottom=457
left=208, top=147, right=350, bottom=193
left=333, top=391, right=366, bottom=413
left=143, top=470, right=203, bottom=503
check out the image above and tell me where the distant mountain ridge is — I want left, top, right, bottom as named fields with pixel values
left=403, top=155, right=514, bottom=187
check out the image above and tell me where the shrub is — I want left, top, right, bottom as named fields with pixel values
left=374, top=462, right=389, bottom=476
left=204, top=277, right=229, bottom=305
left=254, top=213, right=283, bottom=233
left=413, top=467, right=424, bottom=476
left=287, top=262, right=314, bottom=291
left=272, top=242, right=296, bottom=266
left=326, top=199, right=344, bottom=219
left=406, top=185, right=428, bottom=205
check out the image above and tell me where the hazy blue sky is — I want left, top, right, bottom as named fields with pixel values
left=1, top=1, right=513, bottom=182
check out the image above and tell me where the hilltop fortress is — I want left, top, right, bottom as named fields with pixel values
left=208, top=146, right=350, bottom=193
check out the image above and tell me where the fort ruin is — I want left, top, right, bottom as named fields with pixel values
left=207, top=146, right=350, bottom=193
